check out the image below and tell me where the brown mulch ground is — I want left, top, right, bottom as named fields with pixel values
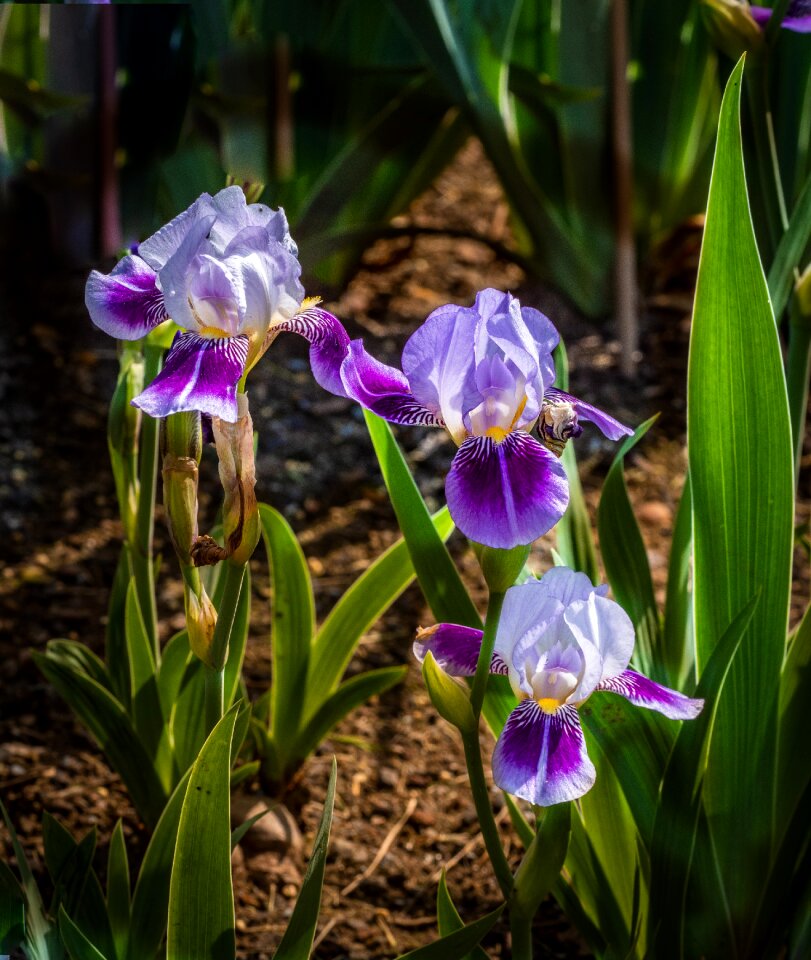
left=1, top=140, right=809, bottom=959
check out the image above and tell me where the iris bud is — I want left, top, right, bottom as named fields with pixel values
left=795, top=263, right=811, bottom=319
left=186, top=583, right=219, bottom=667
left=161, top=412, right=202, bottom=566
left=108, top=346, right=144, bottom=539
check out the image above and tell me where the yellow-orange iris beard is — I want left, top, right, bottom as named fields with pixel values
left=536, top=697, right=563, bottom=715
left=198, top=324, right=232, bottom=339
left=482, top=395, right=529, bottom=444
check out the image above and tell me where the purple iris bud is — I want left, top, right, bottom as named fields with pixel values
left=276, top=290, right=631, bottom=549
left=85, top=186, right=304, bottom=422
left=414, top=567, right=704, bottom=806
left=750, top=1, right=811, bottom=31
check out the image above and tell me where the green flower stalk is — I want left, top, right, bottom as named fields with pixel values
left=788, top=264, right=811, bottom=480
left=192, top=393, right=260, bottom=568
left=108, top=345, right=144, bottom=542
left=161, top=411, right=221, bottom=667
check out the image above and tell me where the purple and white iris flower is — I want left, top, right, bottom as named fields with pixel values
left=751, top=0, right=811, bottom=31
left=276, top=289, right=631, bottom=549
left=86, top=186, right=304, bottom=422
left=414, top=567, right=704, bottom=806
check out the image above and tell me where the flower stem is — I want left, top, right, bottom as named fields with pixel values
left=787, top=297, right=811, bottom=484
left=204, top=665, right=224, bottom=737
left=204, top=562, right=246, bottom=733
left=133, top=344, right=162, bottom=660
left=461, top=590, right=513, bottom=898
left=470, top=591, right=505, bottom=720
left=509, top=907, right=534, bottom=960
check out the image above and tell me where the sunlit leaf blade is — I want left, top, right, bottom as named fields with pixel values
left=662, top=474, right=694, bottom=689
left=687, top=55, right=794, bottom=942
left=124, top=583, right=163, bottom=758
left=169, top=576, right=248, bottom=781
left=395, top=904, right=504, bottom=960
left=259, top=504, right=315, bottom=751
left=306, top=509, right=454, bottom=718
left=58, top=907, right=109, bottom=960
left=568, top=742, right=640, bottom=956
left=167, top=706, right=239, bottom=960
left=273, top=757, right=337, bottom=960
left=512, top=803, right=571, bottom=920
left=648, top=593, right=757, bottom=957
left=42, top=816, right=113, bottom=958
left=0, top=799, right=56, bottom=960
left=126, top=771, right=190, bottom=960
left=106, top=821, right=130, bottom=960
left=436, top=870, right=488, bottom=960
left=32, top=647, right=167, bottom=828
left=768, top=166, right=811, bottom=320
left=579, top=693, right=673, bottom=849
left=290, top=667, right=407, bottom=779
left=363, top=411, right=515, bottom=733
left=105, top=546, right=132, bottom=706
left=220, top=566, right=251, bottom=712
left=230, top=807, right=273, bottom=852
left=597, top=416, right=662, bottom=680
left=776, top=600, right=811, bottom=838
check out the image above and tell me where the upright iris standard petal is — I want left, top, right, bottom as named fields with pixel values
left=133, top=332, right=249, bottom=422
left=85, top=256, right=168, bottom=340
left=492, top=700, right=596, bottom=806
left=596, top=670, right=704, bottom=720
left=401, top=304, right=480, bottom=442
left=445, top=433, right=569, bottom=549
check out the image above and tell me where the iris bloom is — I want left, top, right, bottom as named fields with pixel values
left=277, top=289, right=631, bottom=548
left=414, top=567, right=703, bottom=806
left=86, top=186, right=304, bottom=421
left=751, top=0, right=811, bottom=31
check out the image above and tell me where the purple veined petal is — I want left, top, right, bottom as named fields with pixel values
left=138, top=194, right=216, bottom=272
left=159, top=215, right=222, bottom=333
left=544, top=388, right=632, bottom=441
left=412, top=623, right=508, bottom=676
left=564, top=593, right=635, bottom=689
left=496, top=582, right=566, bottom=666
left=402, top=303, right=479, bottom=442
left=221, top=228, right=304, bottom=337
left=132, top=331, right=248, bottom=422
left=537, top=566, right=599, bottom=605
left=274, top=307, right=352, bottom=397
left=85, top=255, right=168, bottom=340
left=492, top=700, right=596, bottom=805
left=445, top=432, right=569, bottom=549
left=596, top=669, right=704, bottom=720
left=340, top=340, right=444, bottom=426
left=207, top=186, right=298, bottom=254
left=751, top=2, right=811, bottom=31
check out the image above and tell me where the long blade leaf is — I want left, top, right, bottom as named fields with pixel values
left=687, top=54, right=794, bottom=940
